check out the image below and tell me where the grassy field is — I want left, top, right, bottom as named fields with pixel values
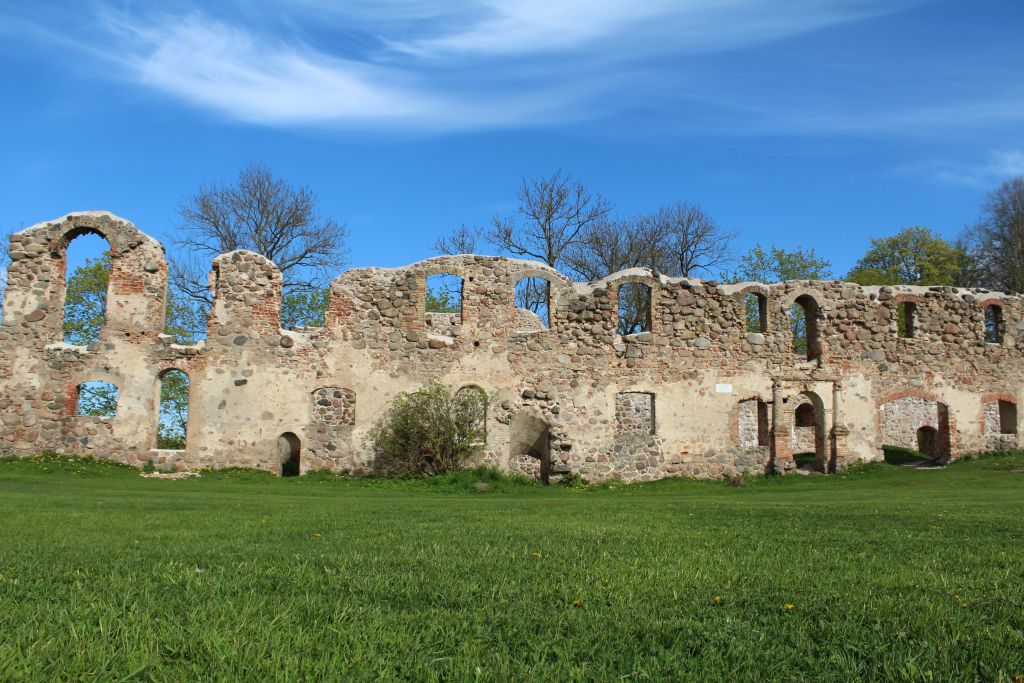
left=1, top=453, right=1022, bottom=681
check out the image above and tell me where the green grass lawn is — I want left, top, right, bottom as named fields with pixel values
left=1, top=454, right=1023, bottom=682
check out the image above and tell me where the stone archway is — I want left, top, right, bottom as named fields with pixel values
left=279, top=432, right=301, bottom=476
left=791, top=391, right=827, bottom=471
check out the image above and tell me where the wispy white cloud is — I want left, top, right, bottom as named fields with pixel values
left=10, top=0, right=1021, bottom=135
left=899, top=150, right=1024, bottom=187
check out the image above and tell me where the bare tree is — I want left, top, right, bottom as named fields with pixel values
left=169, top=162, right=349, bottom=334
left=649, top=202, right=735, bottom=278
left=565, top=216, right=665, bottom=334
left=488, top=170, right=611, bottom=269
left=962, top=176, right=1024, bottom=293
left=432, top=223, right=485, bottom=255
left=564, top=216, right=663, bottom=280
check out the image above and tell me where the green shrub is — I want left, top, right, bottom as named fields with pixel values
left=367, top=381, right=489, bottom=476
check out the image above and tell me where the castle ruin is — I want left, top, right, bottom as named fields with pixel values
left=1, top=212, right=1020, bottom=480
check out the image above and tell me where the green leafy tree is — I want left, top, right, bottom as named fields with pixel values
left=846, top=226, right=965, bottom=286
left=163, top=286, right=204, bottom=345
left=732, top=245, right=832, bottom=349
left=281, top=288, right=329, bottom=329
left=77, top=381, right=118, bottom=418
left=157, top=370, right=190, bottom=449
left=733, top=245, right=833, bottom=283
left=61, top=253, right=191, bottom=443
left=63, top=253, right=110, bottom=345
left=367, top=381, right=489, bottom=476
left=425, top=278, right=460, bottom=313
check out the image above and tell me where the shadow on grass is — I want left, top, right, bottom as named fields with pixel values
left=882, top=445, right=933, bottom=466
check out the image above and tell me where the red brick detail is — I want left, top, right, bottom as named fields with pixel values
left=64, top=383, right=80, bottom=417
left=978, top=392, right=1017, bottom=434
left=875, top=388, right=940, bottom=407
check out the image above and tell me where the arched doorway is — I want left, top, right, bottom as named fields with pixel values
left=279, top=432, right=301, bottom=476
left=791, top=392, right=827, bottom=471
left=509, top=412, right=551, bottom=484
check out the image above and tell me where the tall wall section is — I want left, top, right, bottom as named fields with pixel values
left=1, top=212, right=1021, bottom=481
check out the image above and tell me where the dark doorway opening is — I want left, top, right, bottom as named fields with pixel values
left=279, top=432, right=301, bottom=477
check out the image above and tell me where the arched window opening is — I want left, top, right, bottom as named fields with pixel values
left=279, top=432, right=301, bottom=476
left=898, top=302, right=917, bottom=339
left=63, top=232, right=110, bottom=345
left=794, top=402, right=815, bottom=427
left=455, top=385, right=488, bottom=443
left=790, top=295, right=821, bottom=361
left=157, top=369, right=190, bottom=450
left=76, top=381, right=118, bottom=418
left=617, top=282, right=652, bottom=335
left=425, top=273, right=463, bottom=327
left=999, top=400, right=1017, bottom=435
left=744, top=293, right=767, bottom=333
left=984, top=305, right=1004, bottom=344
left=514, top=277, right=551, bottom=330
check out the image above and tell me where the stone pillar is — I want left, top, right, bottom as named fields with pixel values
left=830, top=381, right=850, bottom=472
left=770, top=380, right=793, bottom=472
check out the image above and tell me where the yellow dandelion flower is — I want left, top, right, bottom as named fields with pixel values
left=713, top=596, right=722, bottom=605
left=531, top=552, right=542, bottom=559
left=785, top=603, right=795, bottom=610
left=572, top=599, right=583, bottom=608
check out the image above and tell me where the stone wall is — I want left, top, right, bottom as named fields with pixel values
left=2, top=211, right=1022, bottom=481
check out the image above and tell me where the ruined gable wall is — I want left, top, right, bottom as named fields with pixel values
left=2, top=212, right=1022, bottom=481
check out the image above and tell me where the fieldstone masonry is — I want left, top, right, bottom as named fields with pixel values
left=2, top=211, right=1022, bottom=480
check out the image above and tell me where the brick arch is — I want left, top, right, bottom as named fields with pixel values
left=876, top=389, right=956, bottom=460
left=979, top=391, right=1018, bottom=436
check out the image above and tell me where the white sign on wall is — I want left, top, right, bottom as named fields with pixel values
left=715, top=383, right=733, bottom=394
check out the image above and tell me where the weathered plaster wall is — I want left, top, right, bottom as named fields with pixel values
left=2, top=212, right=1022, bottom=481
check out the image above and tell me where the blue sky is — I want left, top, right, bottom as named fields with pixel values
left=2, top=0, right=1022, bottom=278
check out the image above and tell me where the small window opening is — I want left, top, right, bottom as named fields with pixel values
left=63, top=232, right=110, bottom=345
left=898, top=302, right=917, bottom=339
left=999, top=400, right=1017, bottom=435
left=157, top=369, right=190, bottom=450
left=76, top=381, right=118, bottom=418
left=617, top=282, right=652, bottom=335
left=985, top=305, right=1004, bottom=344
left=425, top=273, right=463, bottom=326
left=790, top=295, right=821, bottom=361
left=794, top=402, right=815, bottom=427
left=514, top=277, right=551, bottom=330
left=279, top=432, right=301, bottom=476
left=744, top=293, right=767, bottom=333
